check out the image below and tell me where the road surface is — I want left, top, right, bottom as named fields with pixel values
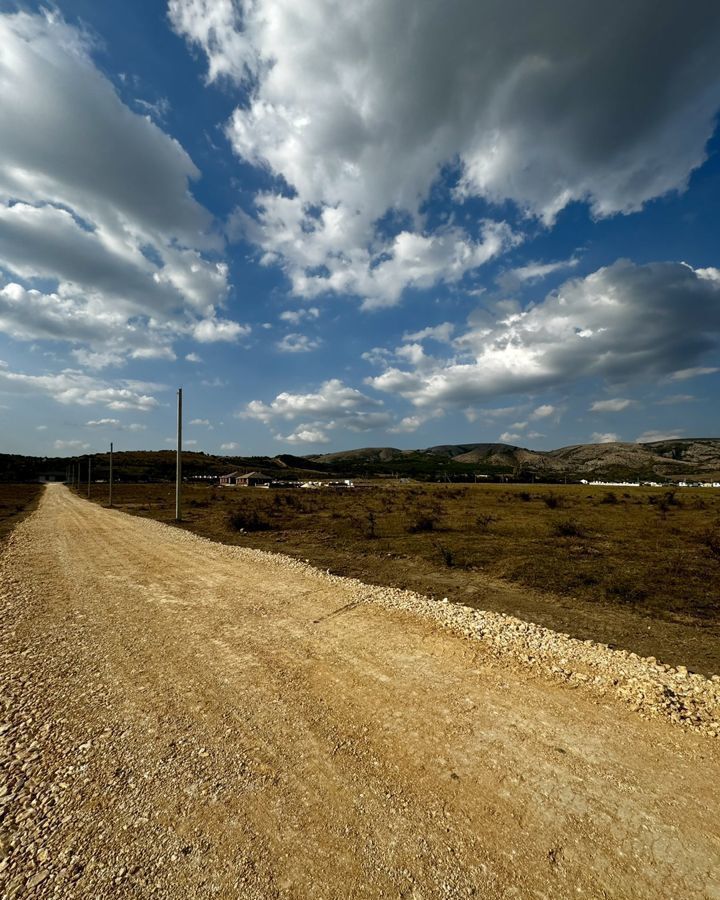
left=1, top=484, right=719, bottom=898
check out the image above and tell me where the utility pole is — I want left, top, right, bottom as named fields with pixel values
left=175, top=387, right=183, bottom=521
left=87, top=456, right=92, bottom=499
left=109, top=442, right=113, bottom=507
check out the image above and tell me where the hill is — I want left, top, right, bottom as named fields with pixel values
left=312, top=438, right=720, bottom=481
left=0, top=450, right=327, bottom=483
left=2, top=438, right=719, bottom=483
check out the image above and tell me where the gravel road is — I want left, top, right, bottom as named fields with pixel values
left=2, top=484, right=719, bottom=898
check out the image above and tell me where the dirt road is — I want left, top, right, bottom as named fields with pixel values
left=2, top=485, right=719, bottom=898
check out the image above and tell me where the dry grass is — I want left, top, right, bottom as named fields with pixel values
left=0, top=484, right=43, bottom=541
left=84, top=481, right=720, bottom=674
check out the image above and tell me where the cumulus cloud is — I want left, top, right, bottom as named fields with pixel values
left=276, top=426, right=331, bottom=445
left=591, top=432, right=620, bottom=443
left=173, top=0, right=720, bottom=306
left=500, top=431, right=524, bottom=444
left=189, top=418, right=211, bottom=426
left=0, top=364, right=160, bottom=410
left=279, top=307, right=320, bottom=325
left=590, top=398, right=633, bottom=412
left=531, top=404, right=556, bottom=419
left=276, top=333, right=322, bottom=353
left=191, top=318, right=250, bottom=343
left=0, top=11, right=247, bottom=361
left=85, top=418, right=120, bottom=427
left=368, top=260, right=720, bottom=408
left=243, top=378, right=390, bottom=441
left=220, top=441, right=239, bottom=451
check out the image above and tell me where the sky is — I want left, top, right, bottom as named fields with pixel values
left=1, top=1, right=720, bottom=458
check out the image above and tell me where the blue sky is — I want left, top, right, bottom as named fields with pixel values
left=1, top=1, right=720, bottom=457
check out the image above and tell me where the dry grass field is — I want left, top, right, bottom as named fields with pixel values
left=0, top=483, right=43, bottom=542
left=82, top=481, right=720, bottom=674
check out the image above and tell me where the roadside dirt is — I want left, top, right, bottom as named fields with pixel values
left=2, top=485, right=719, bottom=898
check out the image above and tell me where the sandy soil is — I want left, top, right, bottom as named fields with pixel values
left=1, top=484, right=719, bottom=898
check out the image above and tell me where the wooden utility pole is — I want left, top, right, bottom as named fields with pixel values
left=109, top=442, right=113, bottom=507
left=87, top=456, right=92, bottom=499
left=175, top=388, right=183, bottom=521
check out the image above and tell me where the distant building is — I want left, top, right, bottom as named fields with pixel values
left=220, top=471, right=272, bottom=487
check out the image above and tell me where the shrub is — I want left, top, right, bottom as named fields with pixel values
left=227, top=509, right=271, bottom=532
left=518, top=491, right=532, bottom=502
left=600, top=491, right=618, bottom=504
left=436, top=543, right=455, bottom=567
left=701, top=528, right=720, bottom=563
left=407, top=513, right=437, bottom=533
left=543, top=493, right=561, bottom=509
left=475, top=513, right=495, bottom=530
left=365, top=510, right=377, bottom=539
left=605, top=582, right=648, bottom=604
left=552, top=519, right=586, bottom=538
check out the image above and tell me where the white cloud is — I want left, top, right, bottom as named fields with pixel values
left=243, top=377, right=390, bottom=438
left=402, top=322, right=455, bottom=344
left=276, top=333, right=322, bottom=353
left=86, top=418, right=121, bottom=427
left=500, top=432, right=523, bottom=444
left=220, top=441, right=239, bottom=451
left=0, top=11, right=246, bottom=362
left=591, top=432, right=619, bottom=443
left=189, top=418, right=211, bottom=426
left=130, top=347, right=177, bottom=361
left=636, top=430, right=684, bottom=444
left=0, top=364, right=160, bottom=410
left=590, top=398, right=633, bottom=412
left=497, top=258, right=579, bottom=290
left=173, top=0, right=720, bottom=307
left=531, top=404, right=555, bottom=419
left=275, top=426, right=331, bottom=445
left=669, top=366, right=720, bottom=381
left=279, top=307, right=320, bottom=325
left=185, top=439, right=198, bottom=446
left=368, top=260, right=720, bottom=408
left=36, top=424, right=48, bottom=431
left=185, top=352, right=202, bottom=363
left=192, top=318, right=250, bottom=343
left=54, top=439, right=90, bottom=450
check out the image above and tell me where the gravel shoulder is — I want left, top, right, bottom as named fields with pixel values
left=1, top=484, right=719, bottom=898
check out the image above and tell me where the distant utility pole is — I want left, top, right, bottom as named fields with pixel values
left=175, top=387, right=183, bottom=521
left=109, top=442, right=113, bottom=507
left=87, top=456, right=92, bottom=499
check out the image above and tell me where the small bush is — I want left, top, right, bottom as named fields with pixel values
left=475, top=513, right=495, bottom=530
left=605, top=582, right=648, bottom=604
left=365, top=510, right=377, bottom=539
left=407, top=513, right=437, bottom=533
left=543, top=493, right=562, bottom=509
left=518, top=491, right=532, bottom=502
left=701, top=528, right=720, bottom=562
left=552, top=519, right=586, bottom=538
left=227, top=510, right=271, bottom=532
left=600, top=491, right=618, bottom=505
left=436, top=543, right=455, bottom=567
